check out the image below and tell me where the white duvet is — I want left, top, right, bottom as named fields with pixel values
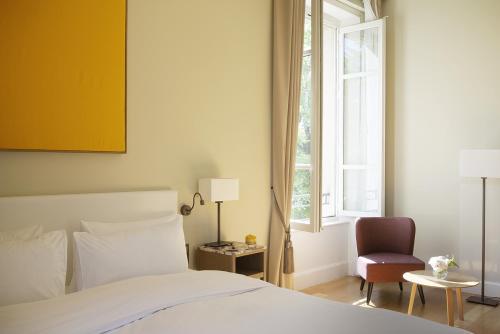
left=0, top=271, right=469, bottom=334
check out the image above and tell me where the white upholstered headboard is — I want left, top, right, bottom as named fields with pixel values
left=0, top=190, right=178, bottom=282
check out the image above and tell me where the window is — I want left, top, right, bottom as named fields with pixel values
left=291, top=9, right=313, bottom=224
left=291, top=0, right=321, bottom=232
left=291, top=0, right=386, bottom=232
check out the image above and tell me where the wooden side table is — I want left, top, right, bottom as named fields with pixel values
left=197, top=244, right=267, bottom=280
left=403, top=270, right=479, bottom=326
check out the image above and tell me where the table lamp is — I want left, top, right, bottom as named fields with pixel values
left=460, top=149, right=500, bottom=307
left=199, top=178, right=239, bottom=247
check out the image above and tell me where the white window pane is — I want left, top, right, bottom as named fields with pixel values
left=343, top=76, right=381, bottom=165
left=344, top=27, right=378, bottom=74
left=294, top=52, right=312, bottom=222
left=297, top=54, right=312, bottom=165
left=304, top=8, right=312, bottom=52
left=339, top=19, right=385, bottom=217
left=292, top=2, right=314, bottom=225
left=343, top=169, right=379, bottom=212
left=322, top=23, right=336, bottom=218
left=292, top=168, right=312, bottom=221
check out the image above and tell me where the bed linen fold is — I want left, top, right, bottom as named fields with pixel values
left=112, top=284, right=470, bottom=334
left=0, top=270, right=470, bottom=334
left=0, top=270, right=269, bottom=334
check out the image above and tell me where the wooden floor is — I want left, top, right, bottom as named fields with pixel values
left=302, top=276, right=500, bottom=334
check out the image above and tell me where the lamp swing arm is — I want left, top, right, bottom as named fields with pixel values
left=180, top=192, right=205, bottom=216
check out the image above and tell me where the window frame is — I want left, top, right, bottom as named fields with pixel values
left=291, top=1, right=385, bottom=232
left=337, top=18, right=386, bottom=218
left=320, top=14, right=340, bottom=226
left=291, top=0, right=322, bottom=233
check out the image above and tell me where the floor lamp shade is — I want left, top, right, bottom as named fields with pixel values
left=459, top=149, right=500, bottom=307
left=460, top=150, right=500, bottom=178
left=199, top=178, right=239, bottom=202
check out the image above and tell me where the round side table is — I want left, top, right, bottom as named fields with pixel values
left=403, top=270, right=479, bottom=327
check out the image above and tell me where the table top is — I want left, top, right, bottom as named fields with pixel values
left=403, top=270, right=479, bottom=289
left=199, top=242, right=266, bottom=257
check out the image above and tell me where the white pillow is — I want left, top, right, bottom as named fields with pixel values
left=73, top=219, right=187, bottom=290
left=81, top=213, right=179, bottom=235
left=0, top=230, right=67, bottom=306
left=69, top=214, right=182, bottom=292
left=0, top=225, right=43, bottom=242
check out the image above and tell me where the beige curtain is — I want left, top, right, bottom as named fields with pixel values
left=268, top=0, right=305, bottom=289
left=364, top=0, right=382, bottom=21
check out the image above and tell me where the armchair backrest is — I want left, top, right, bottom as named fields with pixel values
left=355, top=217, right=416, bottom=256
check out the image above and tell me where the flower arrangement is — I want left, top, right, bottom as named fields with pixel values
left=428, top=255, right=459, bottom=279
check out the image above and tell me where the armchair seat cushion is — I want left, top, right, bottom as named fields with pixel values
left=357, top=252, right=425, bottom=282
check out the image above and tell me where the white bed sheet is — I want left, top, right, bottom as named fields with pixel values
left=0, top=271, right=470, bottom=334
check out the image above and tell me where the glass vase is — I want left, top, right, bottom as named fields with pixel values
left=433, top=269, right=448, bottom=279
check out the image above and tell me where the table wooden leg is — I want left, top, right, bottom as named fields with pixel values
left=446, top=288, right=455, bottom=326
left=456, top=288, right=464, bottom=321
left=408, top=283, right=417, bottom=315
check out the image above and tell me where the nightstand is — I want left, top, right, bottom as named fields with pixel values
left=197, top=243, right=267, bottom=280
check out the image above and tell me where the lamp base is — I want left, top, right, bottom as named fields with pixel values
left=466, top=295, right=499, bottom=307
left=204, top=241, right=231, bottom=248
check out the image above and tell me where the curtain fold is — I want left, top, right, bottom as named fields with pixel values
left=268, top=0, right=305, bottom=289
left=363, top=0, right=382, bottom=21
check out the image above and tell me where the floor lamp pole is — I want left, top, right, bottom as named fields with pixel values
left=466, top=177, right=499, bottom=307
left=482, top=177, right=486, bottom=302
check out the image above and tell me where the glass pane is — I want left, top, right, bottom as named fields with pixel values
left=291, top=2, right=313, bottom=224
left=344, top=27, right=378, bottom=74
left=304, top=8, right=312, bottom=52
left=296, top=54, right=312, bottom=165
left=292, top=168, right=312, bottom=221
left=343, top=75, right=381, bottom=165
left=343, top=169, right=379, bottom=212
left=341, top=21, right=384, bottom=215
left=322, top=23, right=336, bottom=218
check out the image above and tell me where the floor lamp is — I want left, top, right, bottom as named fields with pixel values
left=460, top=149, right=500, bottom=307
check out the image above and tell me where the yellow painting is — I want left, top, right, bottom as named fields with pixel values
left=0, top=0, right=126, bottom=152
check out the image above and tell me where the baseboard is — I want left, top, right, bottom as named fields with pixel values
left=463, top=280, right=500, bottom=298
left=294, top=261, right=348, bottom=290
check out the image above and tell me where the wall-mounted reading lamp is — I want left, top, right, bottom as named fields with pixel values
left=180, top=192, right=205, bottom=216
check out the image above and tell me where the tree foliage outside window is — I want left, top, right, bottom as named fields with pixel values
left=292, top=15, right=312, bottom=221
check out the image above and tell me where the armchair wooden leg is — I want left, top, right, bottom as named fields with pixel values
left=360, top=278, right=365, bottom=291
left=399, top=282, right=403, bottom=291
left=417, top=285, right=425, bottom=305
left=366, top=283, right=374, bottom=305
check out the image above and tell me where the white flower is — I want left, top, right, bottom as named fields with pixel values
left=428, top=255, right=458, bottom=272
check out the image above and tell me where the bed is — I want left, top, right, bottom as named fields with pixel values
left=0, top=191, right=470, bottom=334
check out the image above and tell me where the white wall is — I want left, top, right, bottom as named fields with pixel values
left=293, top=223, right=349, bottom=290
left=0, top=0, right=273, bottom=266
left=295, top=0, right=500, bottom=291
left=384, top=0, right=500, bottom=294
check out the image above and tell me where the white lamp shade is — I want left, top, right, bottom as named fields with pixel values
left=198, top=178, right=239, bottom=202
left=460, top=149, right=500, bottom=178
